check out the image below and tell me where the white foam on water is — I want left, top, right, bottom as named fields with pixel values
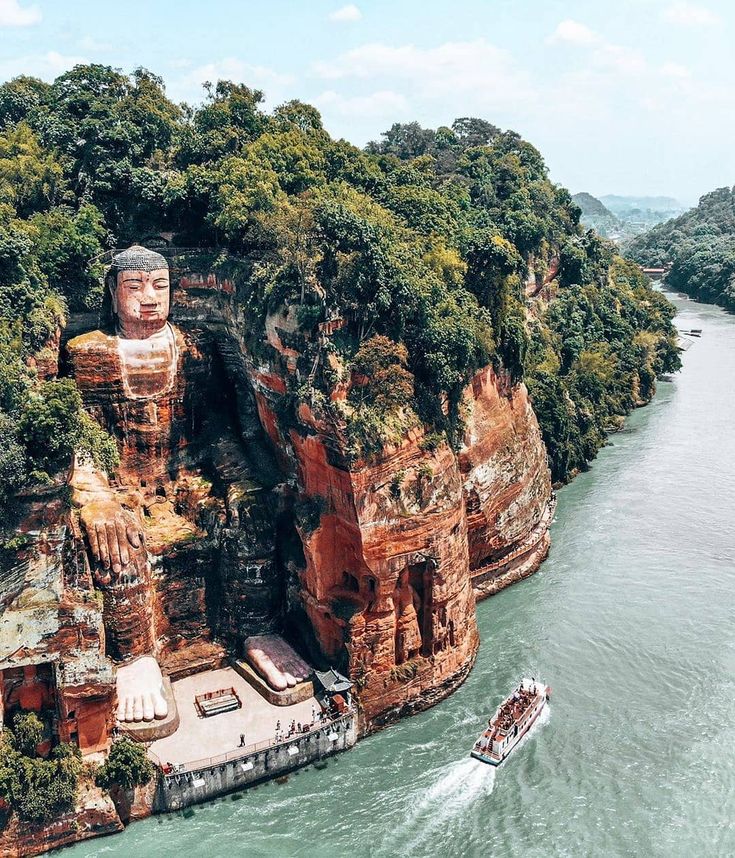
left=514, top=701, right=551, bottom=754
left=387, top=758, right=496, bottom=855
left=382, top=703, right=552, bottom=856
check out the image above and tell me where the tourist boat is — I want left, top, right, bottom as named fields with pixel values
left=470, top=678, right=550, bottom=766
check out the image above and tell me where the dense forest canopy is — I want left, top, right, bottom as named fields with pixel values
left=627, top=186, right=735, bottom=311
left=0, top=65, right=680, bottom=517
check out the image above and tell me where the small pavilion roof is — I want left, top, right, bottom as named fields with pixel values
left=314, top=668, right=352, bottom=693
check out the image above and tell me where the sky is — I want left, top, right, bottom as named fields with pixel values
left=1, top=0, right=733, bottom=203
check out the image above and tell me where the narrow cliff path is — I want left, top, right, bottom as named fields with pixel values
left=67, top=289, right=735, bottom=858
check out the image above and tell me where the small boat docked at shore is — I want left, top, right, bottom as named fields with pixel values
left=471, top=678, right=550, bottom=766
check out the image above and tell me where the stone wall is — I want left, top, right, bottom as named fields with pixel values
left=154, top=712, right=357, bottom=811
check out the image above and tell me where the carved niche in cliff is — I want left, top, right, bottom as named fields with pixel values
left=65, top=246, right=284, bottom=729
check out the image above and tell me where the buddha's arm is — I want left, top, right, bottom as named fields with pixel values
left=70, top=458, right=146, bottom=585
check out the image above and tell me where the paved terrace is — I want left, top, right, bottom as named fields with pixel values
left=148, top=667, right=318, bottom=768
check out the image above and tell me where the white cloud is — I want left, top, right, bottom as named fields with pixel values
left=547, top=20, right=645, bottom=76
left=314, top=89, right=407, bottom=117
left=0, top=0, right=40, bottom=26
left=313, top=39, right=535, bottom=106
left=548, top=19, right=600, bottom=46
left=0, top=50, right=85, bottom=81
left=660, top=61, right=691, bottom=79
left=662, top=2, right=719, bottom=26
left=328, top=4, right=362, bottom=22
left=169, top=58, right=296, bottom=105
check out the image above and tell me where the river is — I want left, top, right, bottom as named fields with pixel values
left=69, top=290, right=735, bottom=858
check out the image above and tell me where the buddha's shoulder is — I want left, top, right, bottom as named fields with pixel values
left=66, top=324, right=208, bottom=367
left=174, top=325, right=211, bottom=361
left=66, top=329, right=118, bottom=359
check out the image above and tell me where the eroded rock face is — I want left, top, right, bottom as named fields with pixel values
left=3, top=259, right=553, bottom=749
left=291, top=420, right=480, bottom=726
left=459, top=366, right=552, bottom=572
left=207, top=286, right=553, bottom=730
left=0, top=490, right=116, bottom=754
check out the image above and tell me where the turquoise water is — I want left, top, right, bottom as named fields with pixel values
left=69, top=291, right=735, bottom=857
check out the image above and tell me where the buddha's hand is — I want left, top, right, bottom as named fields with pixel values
left=79, top=499, right=146, bottom=586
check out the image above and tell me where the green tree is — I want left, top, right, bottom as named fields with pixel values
left=350, top=335, right=414, bottom=411
left=11, top=712, right=43, bottom=757
left=0, top=729, right=81, bottom=824
left=0, top=122, right=64, bottom=216
left=20, top=378, right=118, bottom=482
left=29, top=204, right=107, bottom=311
left=95, top=738, right=154, bottom=792
left=0, top=76, right=51, bottom=130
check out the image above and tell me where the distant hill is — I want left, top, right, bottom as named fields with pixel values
left=600, top=195, right=683, bottom=214
left=599, top=195, right=688, bottom=239
left=572, top=193, right=621, bottom=239
left=627, top=186, right=735, bottom=310
left=573, top=193, right=689, bottom=244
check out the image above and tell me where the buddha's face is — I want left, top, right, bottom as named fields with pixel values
left=111, top=268, right=170, bottom=339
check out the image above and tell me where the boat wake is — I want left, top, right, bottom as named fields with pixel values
left=379, top=703, right=551, bottom=855
left=380, top=758, right=495, bottom=855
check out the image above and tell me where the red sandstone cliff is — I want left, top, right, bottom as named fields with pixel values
left=289, top=415, right=480, bottom=727
left=459, top=366, right=553, bottom=594
left=0, top=265, right=555, bottom=855
left=184, top=279, right=553, bottom=729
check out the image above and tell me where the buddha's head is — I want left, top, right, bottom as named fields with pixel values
left=106, top=245, right=170, bottom=339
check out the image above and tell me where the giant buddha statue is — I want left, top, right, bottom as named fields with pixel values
left=66, top=245, right=285, bottom=727
left=67, top=246, right=200, bottom=724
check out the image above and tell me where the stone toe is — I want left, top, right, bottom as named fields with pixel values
left=142, top=692, right=155, bottom=721
left=153, top=689, right=168, bottom=719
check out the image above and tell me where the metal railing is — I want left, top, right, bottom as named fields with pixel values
left=149, top=709, right=355, bottom=777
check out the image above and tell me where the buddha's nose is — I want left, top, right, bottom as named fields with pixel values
left=141, top=282, right=157, bottom=303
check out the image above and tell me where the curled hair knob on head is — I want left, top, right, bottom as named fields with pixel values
left=109, top=245, right=169, bottom=277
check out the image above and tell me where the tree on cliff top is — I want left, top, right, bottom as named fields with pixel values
left=350, top=335, right=414, bottom=411
left=0, top=63, right=681, bottom=491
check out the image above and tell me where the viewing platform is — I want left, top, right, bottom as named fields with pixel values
left=145, top=665, right=357, bottom=810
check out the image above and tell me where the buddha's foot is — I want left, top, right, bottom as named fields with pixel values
left=116, top=655, right=168, bottom=722
left=245, top=635, right=311, bottom=692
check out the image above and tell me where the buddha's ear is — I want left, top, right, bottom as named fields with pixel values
left=107, top=272, right=119, bottom=315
